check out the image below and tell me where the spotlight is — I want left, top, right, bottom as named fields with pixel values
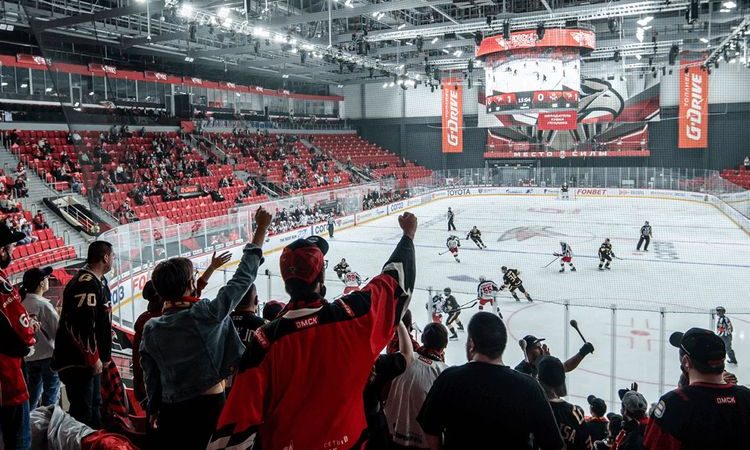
left=669, top=44, right=679, bottom=65
left=687, top=0, right=700, bottom=24
left=613, top=50, right=621, bottom=62
left=486, top=16, right=493, bottom=28
left=536, top=22, right=545, bottom=40
left=608, top=18, right=618, bottom=34
left=468, top=59, right=474, bottom=73
left=503, top=20, right=511, bottom=40
left=416, top=35, right=423, bottom=52
left=474, top=31, right=483, bottom=46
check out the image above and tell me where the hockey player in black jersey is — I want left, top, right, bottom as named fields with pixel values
left=598, top=239, right=615, bottom=270
left=333, top=258, right=350, bottom=280
left=501, top=266, right=533, bottom=302
left=466, top=226, right=487, bottom=249
left=442, top=287, right=463, bottom=340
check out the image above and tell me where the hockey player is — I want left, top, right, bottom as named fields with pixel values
left=428, top=293, right=444, bottom=324
left=445, top=235, right=461, bottom=263
left=466, top=226, right=487, bottom=249
left=442, top=287, right=464, bottom=340
left=598, top=238, right=615, bottom=271
left=555, top=241, right=576, bottom=273
left=342, top=271, right=363, bottom=295
left=477, top=276, right=502, bottom=316
left=501, top=266, right=533, bottom=302
left=560, top=183, right=570, bottom=200
left=333, top=258, right=350, bottom=281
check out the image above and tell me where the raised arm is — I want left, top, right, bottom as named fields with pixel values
left=203, top=208, right=272, bottom=321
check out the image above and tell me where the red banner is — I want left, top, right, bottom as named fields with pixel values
left=678, top=65, right=708, bottom=149
left=16, top=54, right=48, bottom=66
left=484, top=149, right=650, bottom=159
left=144, top=71, right=168, bottom=81
left=538, top=111, right=578, bottom=130
left=442, top=78, right=463, bottom=153
left=476, top=28, right=595, bottom=58
left=88, top=63, right=117, bottom=75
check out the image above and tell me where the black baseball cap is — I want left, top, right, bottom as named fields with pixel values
left=22, top=266, right=52, bottom=292
left=537, top=356, right=566, bottom=389
left=669, top=327, right=726, bottom=368
left=522, top=335, right=545, bottom=349
left=587, top=395, right=607, bottom=417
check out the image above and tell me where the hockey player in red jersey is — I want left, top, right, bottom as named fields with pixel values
left=342, top=271, right=363, bottom=295
left=476, top=276, right=501, bottom=316
left=445, top=235, right=461, bottom=263
left=555, top=241, right=576, bottom=273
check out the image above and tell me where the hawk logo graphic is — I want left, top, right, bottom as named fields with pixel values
left=498, top=226, right=567, bottom=242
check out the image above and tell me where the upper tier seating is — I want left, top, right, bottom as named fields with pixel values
left=311, top=134, right=432, bottom=181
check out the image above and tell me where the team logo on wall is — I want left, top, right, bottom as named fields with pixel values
left=498, top=226, right=567, bottom=242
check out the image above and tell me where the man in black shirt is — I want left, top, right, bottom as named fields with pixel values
left=644, top=328, right=750, bottom=449
left=515, top=335, right=594, bottom=377
left=584, top=395, right=608, bottom=443
left=417, top=312, right=564, bottom=450
left=230, top=284, right=265, bottom=346
left=537, top=356, right=593, bottom=450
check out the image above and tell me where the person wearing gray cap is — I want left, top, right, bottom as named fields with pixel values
left=715, top=306, right=737, bottom=364
left=614, top=385, right=648, bottom=450
left=643, top=328, right=750, bottom=449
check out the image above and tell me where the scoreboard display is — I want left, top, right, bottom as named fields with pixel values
left=486, top=90, right=579, bottom=112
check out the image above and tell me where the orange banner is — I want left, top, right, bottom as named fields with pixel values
left=678, top=65, right=708, bottom=149
left=442, top=78, right=463, bottom=153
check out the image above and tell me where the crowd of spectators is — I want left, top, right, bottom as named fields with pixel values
left=363, top=189, right=409, bottom=210
left=267, top=204, right=334, bottom=235
left=0, top=208, right=749, bottom=450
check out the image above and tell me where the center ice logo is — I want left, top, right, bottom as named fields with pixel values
left=498, top=226, right=567, bottom=242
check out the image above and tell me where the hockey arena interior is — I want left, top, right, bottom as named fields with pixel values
left=0, top=0, right=749, bottom=448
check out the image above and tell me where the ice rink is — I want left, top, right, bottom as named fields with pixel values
left=180, top=194, right=750, bottom=409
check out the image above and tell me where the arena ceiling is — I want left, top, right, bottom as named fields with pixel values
left=3, top=0, right=748, bottom=88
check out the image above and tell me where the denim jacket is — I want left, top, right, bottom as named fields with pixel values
left=139, top=244, right=263, bottom=411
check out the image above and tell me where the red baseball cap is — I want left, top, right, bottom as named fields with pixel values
left=280, top=236, right=329, bottom=284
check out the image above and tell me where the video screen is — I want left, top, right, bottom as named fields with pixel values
left=485, top=48, right=581, bottom=113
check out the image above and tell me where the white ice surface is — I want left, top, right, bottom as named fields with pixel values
left=140, top=195, right=750, bottom=409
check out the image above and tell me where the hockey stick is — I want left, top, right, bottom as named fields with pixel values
left=438, top=249, right=451, bottom=255
left=443, top=301, right=478, bottom=315
left=543, top=256, right=560, bottom=268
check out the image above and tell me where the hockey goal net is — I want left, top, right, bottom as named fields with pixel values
left=557, top=189, right=576, bottom=200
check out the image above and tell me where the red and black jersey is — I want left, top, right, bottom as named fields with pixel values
left=0, top=268, right=35, bottom=406
left=644, top=382, right=750, bottom=450
left=209, top=236, right=415, bottom=450
left=52, top=268, right=112, bottom=371
left=548, top=400, right=593, bottom=450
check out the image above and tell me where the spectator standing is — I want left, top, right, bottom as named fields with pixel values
left=715, top=306, right=737, bottom=364
left=365, top=320, right=413, bottom=449
left=140, top=208, right=271, bottom=450
left=229, top=284, right=265, bottom=346
left=20, top=267, right=60, bottom=408
left=537, top=356, right=593, bottom=450
left=612, top=386, right=648, bottom=450
left=417, top=312, right=564, bottom=450
left=644, top=328, right=750, bottom=449
left=584, top=395, right=609, bottom=443
left=515, top=334, right=594, bottom=377
left=385, top=322, right=449, bottom=450
left=132, top=281, right=163, bottom=405
left=261, top=300, right=285, bottom=321
left=51, top=241, right=114, bottom=428
left=208, top=212, right=417, bottom=450
left=0, top=223, right=37, bottom=450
